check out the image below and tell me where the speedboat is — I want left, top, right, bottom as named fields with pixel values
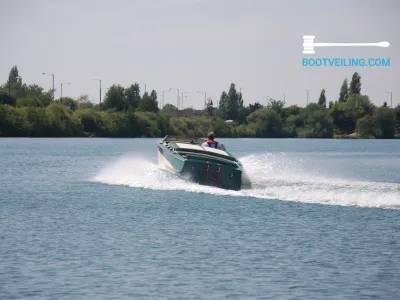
left=156, top=135, right=251, bottom=191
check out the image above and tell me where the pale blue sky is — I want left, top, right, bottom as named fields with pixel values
left=1, top=0, right=399, bottom=109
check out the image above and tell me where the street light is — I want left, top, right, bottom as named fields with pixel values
left=386, top=91, right=392, bottom=108
left=305, top=89, right=309, bottom=105
left=397, top=90, right=400, bottom=107
left=42, top=72, right=55, bottom=100
left=93, top=79, right=102, bottom=109
left=181, top=92, right=188, bottom=109
left=100, top=86, right=109, bottom=108
left=161, top=89, right=171, bottom=109
left=169, top=88, right=180, bottom=109
left=197, top=91, right=206, bottom=108
left=60, top=82, right=71, bottom=103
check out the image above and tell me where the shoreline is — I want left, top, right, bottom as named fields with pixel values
left=1, top=135, right=399, bottom=139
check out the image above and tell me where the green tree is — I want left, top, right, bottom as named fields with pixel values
left=238, top=91, right=244, bottom=108
left=17, top=97, right=43, bottom=108
left=284, top=105, right=301, bottom=117
left=162, top=104, right=179, bottom=117
left=211, top=117, right=235, bottom=137
left=218, top=91, right=229, bottom=119
left=205, top=97, right=214, bottom=116
left=395, top=105, right=400, bottom=129
left=267, top=98, right=285, bottom=119
left=0, top=104, right=29, bottom=136
left=298, top=103, right=333, bottom=138
left=23, top=107, right=52, bottom=137
left=75, top=109, right=107, bottom=137
left=103, top=85, right=126, bottom=111
left=349, top=72, right=361, bottom=95
left=125, top=83, right=141, bottom=110
left=2, top=64, right=399, bottom=139
left=137, top=90, right=159, bottom=113
left=355, top=115, right=373, bottom=138
left=318, top=89, right=327, bottom=108
left=76, top=94, right=94, bottom=109
left=329, top=94, right=374, bottom=134
left=50, top=103, right=84, bottom=136
left=0, top=91, right=16, bottom=106
left=6, top=65, right=23, bottom=97
left=247, top=107, right=283, bottom=137
left=248, top=102, right=263, bottom=113
left=24, top=84, right=44, bottom=98
left=329, top=102, right=351, bottom=133
left=283, top=114, right=304, bottom=137
left=371, top=107, right=396, bottom=138
left=237, top=106, right=250, bottom=124
left=345, top=94, right=374, bottom=122
left=61, top=97, right=78, bottom=111
left=338, top=78, right=349, bottom=102
left=226, top=83, right=240, bottom=120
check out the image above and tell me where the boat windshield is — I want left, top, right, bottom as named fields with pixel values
left=162, top=135, right=206, bottom=145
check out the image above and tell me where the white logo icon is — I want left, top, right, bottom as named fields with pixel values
left=303, top=35, right=390, bottom=54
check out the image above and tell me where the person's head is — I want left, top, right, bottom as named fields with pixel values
left=207, top=132, right=215, bottom=140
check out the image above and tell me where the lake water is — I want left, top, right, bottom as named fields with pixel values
left=1, top=138, right=400, bottom=299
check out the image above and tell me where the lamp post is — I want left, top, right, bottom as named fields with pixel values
left=181, top=92, right=188, bottom=109
left=397, top=90, right=400, bottom=107
left=305, top=89, right=309, bottom=106
left=169, top=88, right=180, bottom=109
left=42, top=72, right=55, bottom=100
left=60, top=82, right=71, bottom=104
left=162, top=88, right=172, bottom=109
left=386, top=91, right=392, bottom=108
left=100, top=87, right=110, bottom=110
left=93, top=79, right=102, bottom=109
left=197, top=91, right=206, bottom=108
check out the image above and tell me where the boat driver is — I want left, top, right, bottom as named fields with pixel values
left=202, top=132, right=223, bottom=150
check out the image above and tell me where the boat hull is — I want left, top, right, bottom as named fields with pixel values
left=157, top=143, right=250, bottom=191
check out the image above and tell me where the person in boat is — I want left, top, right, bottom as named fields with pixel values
left=202, top=132, right=225, bottom=150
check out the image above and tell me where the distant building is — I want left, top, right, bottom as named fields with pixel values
left=176, top=108, right=204, bottom=117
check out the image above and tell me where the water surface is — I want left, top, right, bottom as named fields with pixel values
left=1, top=138, right=400, bottom=299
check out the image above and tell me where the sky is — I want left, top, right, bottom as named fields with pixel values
left=0, top=0, right=399, bottom=109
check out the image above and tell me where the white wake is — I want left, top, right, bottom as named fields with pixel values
left=89, top=152, right=400, bottom=210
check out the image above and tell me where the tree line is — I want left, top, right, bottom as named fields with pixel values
left=0, top=65, right=399, bottom=138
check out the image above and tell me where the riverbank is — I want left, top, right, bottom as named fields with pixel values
left=1, top=101, right=399, bottom=139
left=1, top=68, right=399, bottom=139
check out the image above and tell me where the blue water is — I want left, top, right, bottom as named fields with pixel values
left=1, top=138, right=400, bottom=299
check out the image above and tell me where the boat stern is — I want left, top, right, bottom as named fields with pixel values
left=180, top=160, right=244, bottom=191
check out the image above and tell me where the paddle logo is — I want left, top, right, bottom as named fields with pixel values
left=301, top=35, right=391, bottom=67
